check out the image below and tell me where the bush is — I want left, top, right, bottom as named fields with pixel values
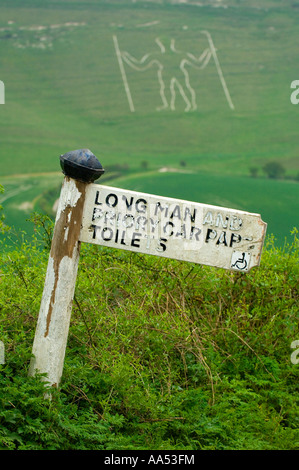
left=263, top=161, right=286, bottom=179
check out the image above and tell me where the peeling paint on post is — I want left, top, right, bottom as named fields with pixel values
left=29, top=149, right=104, bottom=387
left=28, top=178, right=85, bottom=387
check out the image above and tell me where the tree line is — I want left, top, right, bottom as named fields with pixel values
left=250, top=161, right=299, bottom=181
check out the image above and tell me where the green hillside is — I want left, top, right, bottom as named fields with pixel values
left=0, top=0, right=298, bottom=243
left=0, top=0, right=298, bottom=173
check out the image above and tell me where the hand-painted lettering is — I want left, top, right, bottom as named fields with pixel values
left=229, top=233, right=241, bottom=247
left=205, top=228, right=242, bottom=247
left=102, top=227, right=113, bottom=241
left=136, top=215, right=147, bottom=230
left=215, top=213, right=229, bottom=229
left=131, top=232, right=141, bottom=248
left=155, top=202, right=169, bottom=217
left=156, top=238, right=167, bottom=252
left=184, top=207, right=197, bottom=223
left=106, top=193, right=118, bottom=207
left=216, top=230, right=228, bottom=246
left=189, top=226, right=201, bottom=240
left=169, top=204, right=181, bottom=219
left=90, top=223, right=168, bottom=252
left=229, top=216, right=242, bottom=231
left=175, top=224, right=186, bottom=239
left=205, top=228, right=217, bottom=243
left=94, top=190, right=102, bottom=206
left=122, top=195, right=134, bottom=210
left=163, top=221, right=175, bottom=236
left=122, top=214, right=134, bottom=228
left=122, top=195, right=147, bottom=213
left=203, top=211, right=243, bottom=231
left=81, top=185, right=267, bottom=271
left=136, top=198, right=147, bottom=213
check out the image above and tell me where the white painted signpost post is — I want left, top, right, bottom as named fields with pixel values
left=28, top=149, right=104, bottom=387
left=29, top=149, right=267, bottom=388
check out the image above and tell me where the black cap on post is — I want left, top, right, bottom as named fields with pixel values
left=60, top=149, right=105, bottom=183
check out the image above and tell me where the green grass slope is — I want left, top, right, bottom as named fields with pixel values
left=0, top=0, right=298, bottom=173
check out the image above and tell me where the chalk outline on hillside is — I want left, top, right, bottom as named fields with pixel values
left=113, top=30, right=235, bottom=112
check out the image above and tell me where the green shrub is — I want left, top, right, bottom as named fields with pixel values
left=0, top=220, right=298, bottom=449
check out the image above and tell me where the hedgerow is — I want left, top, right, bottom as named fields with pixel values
left=0, top=214, right=298, bottom=450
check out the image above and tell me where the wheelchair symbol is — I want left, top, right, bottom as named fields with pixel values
left=231, top=251, right=250, bottom=271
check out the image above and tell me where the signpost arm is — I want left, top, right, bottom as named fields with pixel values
left=28, top=149, right=104, bottom=388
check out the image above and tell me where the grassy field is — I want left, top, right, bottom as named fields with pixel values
left=0, top=0, right=298, bottom=244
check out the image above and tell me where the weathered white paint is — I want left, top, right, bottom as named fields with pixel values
left=55, top=177, right=82, bottom=221
left=80, top=184, right=267, bottom=272
left=29, top=177, right=86, bottom=387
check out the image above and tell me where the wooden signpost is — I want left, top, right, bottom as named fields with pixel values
left=29, top=149, right=267, bottom=388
